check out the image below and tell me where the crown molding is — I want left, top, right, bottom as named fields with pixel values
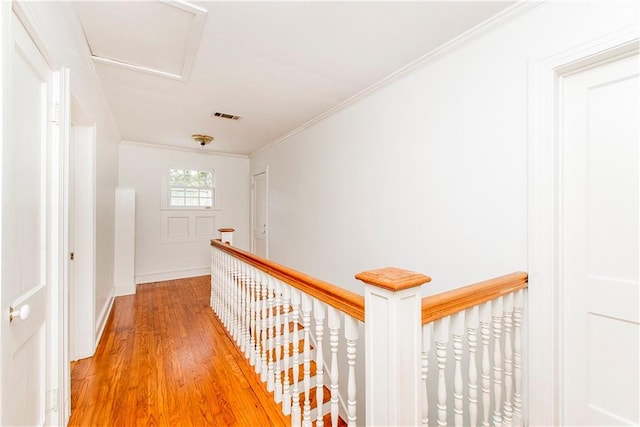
left=250, top=0, right=544, bottom=159
left=120, top=139, right=249, bottom=159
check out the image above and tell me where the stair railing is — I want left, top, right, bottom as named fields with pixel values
left=419, top=272, right=528, bottom=427
left=211, top=239, right=527, bottom=426
left=211, top=239, right=364, bottom=427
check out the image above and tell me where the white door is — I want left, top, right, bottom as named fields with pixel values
left=1, top=12, right=60, bottom=425
left=252, top=172, right=268, bottom=258
left=561, top=52, right=639, bottom=425
left=69, top=124, right=96, bottom=362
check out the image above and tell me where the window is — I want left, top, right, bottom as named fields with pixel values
left=168, top=168, right=214, bottom=208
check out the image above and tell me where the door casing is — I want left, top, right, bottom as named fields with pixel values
left=527, top=24, right=639, bottom=426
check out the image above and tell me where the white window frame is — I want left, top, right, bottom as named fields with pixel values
left=162, top=166, right=216, bottom=210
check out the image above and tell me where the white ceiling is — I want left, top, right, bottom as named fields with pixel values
left=75, top=1, right=515, bottom=156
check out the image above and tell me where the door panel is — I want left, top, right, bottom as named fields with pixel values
left=1, top=12, right=53, bottom=425
left=252, top=172, right=267, bottom=258
left=562, top=53, right=639, bottom=425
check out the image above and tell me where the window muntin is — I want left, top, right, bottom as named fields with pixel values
left=168, top=168, right=214, bottom=208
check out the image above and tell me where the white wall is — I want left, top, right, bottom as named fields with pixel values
left=250, top=2, right=639, bottom=296
left=15, top=2, right=122, bottom=337
left=118, top=141, right=250, bottom=284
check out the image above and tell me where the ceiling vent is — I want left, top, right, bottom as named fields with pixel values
left=212, top=111, right=241, bottom=120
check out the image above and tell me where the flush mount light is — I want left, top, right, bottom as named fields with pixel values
left=192, top=134, right=213, bottom=146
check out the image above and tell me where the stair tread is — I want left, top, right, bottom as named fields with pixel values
left=297, top=384, right=331, bottom=408
left=315, top=412, right=348, bottom=427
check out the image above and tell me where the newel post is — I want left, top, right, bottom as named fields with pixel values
left=356, top=267, right=431, bottom=427
left=218, top=227, right=235, bottom=245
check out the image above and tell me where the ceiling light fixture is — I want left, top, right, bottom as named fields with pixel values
left=192, top=134, right=213, bottom=146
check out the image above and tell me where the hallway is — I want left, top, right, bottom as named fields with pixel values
left=69, top=276, right=288, bottom=426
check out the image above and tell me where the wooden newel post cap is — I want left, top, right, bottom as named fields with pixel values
left=355, top=267, right=431, bottom=292
left=218, top=228, right=235, bottom=233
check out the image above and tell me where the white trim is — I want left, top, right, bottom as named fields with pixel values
left=527, top=24, right=639, bottom=427
left=91, top=55, right=183, bottom=81
left=135, top=266, right=210, bottom=285
left=90, top=0, right=206, bottom=82
left=158, top=0, right=206, bottom=82
left=58, top=66, right=72, bottom=426
left=66, top=3, right=120, bottom=133
left=114, top=282, right=136, bottom=297
left=120, top=139, right=249, bottom=159
left=0, top=3, right=8, bottom=419
left=94, top=289, right=115, bottom=348
left=11, top=1, right=58, bottom=69
left=250, top=1, right=542, bottom=158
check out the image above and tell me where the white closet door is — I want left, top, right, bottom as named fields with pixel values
left=561, top=52, right=639, bottom=426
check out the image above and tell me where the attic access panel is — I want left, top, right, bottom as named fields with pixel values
left=76, top=0, right=206, bottom=81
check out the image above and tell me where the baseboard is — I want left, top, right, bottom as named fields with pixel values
left=94, top=289, right=115, bottom=347
left=114, top=281, right=136, bottom=296
left=135, top=266, right=210, bottom=284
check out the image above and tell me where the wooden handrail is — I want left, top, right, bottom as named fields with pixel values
left=421, top=272, right=528, bottom=325
left=211, top=239, right=365, bottom=322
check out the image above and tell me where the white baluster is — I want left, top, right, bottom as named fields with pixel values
left=328, top=307, right=341, bottom=427
left=480, top=302, right=491, bottom=427
left=267, top=277, right=276, bottom=392
left=237, top=262, right=247, bottom=352
left=291, top=288, right=302, bottom=427
left=210, top=249, right=217, bottom=312
left=421, top=323, right=433, bottom=426
left=435, top=316, right=450, bottom=427
left=492, top=297, right=504, bottom=427
left=222, top=253, right=229, bottom=328
left=249, top=267, right=258, bottom=368
left=260, top=272, right=268, bottom=382
left=282, top=284, right=292, bottom=415
left=512, top=290, right=524, bottom=426
left=274, top=279, right=283, bottom=403
left=314, top=300, right=326, bottom=427
left=244, top=264, right=252, bottom=359
left=219, top=252, right=226, bottom=324
left=466, top=305, right=480, bottom=427
left=214, top=249, right=221, bottom=313
left=503, top=293, right=514, bottom=427
left=345, top=315, right=358, bottom=427
left=452, top=312, right=464, bottom=427
left=221, top=251, right=228, bottom=320
left=225, top=254, right=233, bottom=331
left=301, top=293, right=312, bottom=427
left=209, top=246, right=218, bottom=315
left=230, top=257, right=238, bottom=340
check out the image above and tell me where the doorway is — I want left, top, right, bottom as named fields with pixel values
left=559, top=51, right=638, bottom=426
left=528, top=33, right=639, bottom=425
left=251, top=170, right=268, bottom=258
left=68, top=101, right=96, bottom=362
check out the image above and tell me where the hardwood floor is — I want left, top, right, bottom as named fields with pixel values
left=69, top=275, right=290, bottom=426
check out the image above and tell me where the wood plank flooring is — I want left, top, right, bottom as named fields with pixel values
left=69, top=275, right=290, bottom=426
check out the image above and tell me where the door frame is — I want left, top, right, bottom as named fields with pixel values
left=251, top=168, right=268, bottom=257
left=527, top=24, right=639, bottom=426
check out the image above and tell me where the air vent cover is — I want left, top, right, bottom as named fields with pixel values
left=212, top=111, right=241, bottom=120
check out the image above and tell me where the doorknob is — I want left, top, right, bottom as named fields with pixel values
left=9, top=304, right=31, bottom=323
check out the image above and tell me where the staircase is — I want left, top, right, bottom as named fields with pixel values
left=210, top=236, right=528, bottom=427
left=225, top=308, right=347, bottom=426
